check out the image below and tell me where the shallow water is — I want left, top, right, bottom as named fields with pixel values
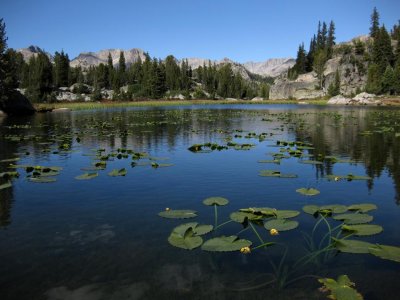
left=0, top=104, right=399, bottom=300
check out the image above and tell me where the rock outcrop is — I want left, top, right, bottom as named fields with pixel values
left=270, top=72, right=325, bottom=100
left=327, top=93, right=382, bottom=105
left=0, top=90, right=36, bottom=115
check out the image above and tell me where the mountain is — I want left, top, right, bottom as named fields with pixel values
left=17, top=46, right=294, bottom=78
left=243, top=58, right=295, bottom=78
left=17, top=45, right=53, bottom=62
left=69, top=48, right=146, bottom=68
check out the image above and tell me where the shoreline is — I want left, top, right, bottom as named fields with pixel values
left=34, top=99, right=329, bottom=112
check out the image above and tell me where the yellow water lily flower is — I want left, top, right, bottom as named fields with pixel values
left=270, top=228, right=279, bottom=236
left=165, top=207, right=170, bottom=211
left=334, top=176, right=340, bottom=181
left=240, top=246, right=251, bottom=254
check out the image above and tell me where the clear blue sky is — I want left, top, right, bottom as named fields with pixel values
left=1, top=0, right=399, bottom=62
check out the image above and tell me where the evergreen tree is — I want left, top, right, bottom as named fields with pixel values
left=365, top=63, right=381, bottom=94
left=0, top=18, right=7, bottom=102
left=26, top=52, right=53, bottom=102
left=381, top=65, right=395, bottom=94
left=321, top=22, right=328, bottom=48
left=372, top=25, right=394, bottom=74
left=370, top=7, right=380, bottom=39
left=165, top=55, right=181, bottom=91
left=306, top=35, right=316, bottom=71
left=53, top=50, right=69, bottom=87
left=393, top=63, right=400, bottom=94
left=117, top=51, right=126, bottom=88
left=295, top=43, right=307, bottom=74
left=313, top=49, right=327, bottom=88
left=326, top=21, right=336, bottom=58
left=107, top=52, right=114, bottom=89
left=328, top=69, right=341, bottom=96
left=391, top=21, right=400, bottom=40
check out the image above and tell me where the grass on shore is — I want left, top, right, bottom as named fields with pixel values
left=34, top=99, right=328, bottom=111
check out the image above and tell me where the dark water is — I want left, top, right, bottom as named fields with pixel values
left=0, top=104, right=399, bottom=300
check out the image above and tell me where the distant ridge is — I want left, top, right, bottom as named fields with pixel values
left=17, top=46, right=295, bottom=78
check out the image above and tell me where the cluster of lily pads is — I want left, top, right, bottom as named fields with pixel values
left=0, top=164, right=63, bottom=187
left=158, top=196, right=400, bottom=299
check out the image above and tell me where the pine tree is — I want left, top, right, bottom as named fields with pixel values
left=313, top=49, right=327, bottom=88
left=0, top=18, right=7, bottom=102
left=107, top=52, right=114, bottom=89
left=26, top=52, right=53, bottom=102
left=381, top=65, right=395, bottom=94
left=326, top=21, right=336, bottom=58
left=54, top=50, right=69, bottom=87
left=321, top=22, right=328, bottom=48
left=372, top=25, right=394, bottom=75
left=306, top=35, right=316, bottom=72
left=393, top=63, right=400, bottom=94
left=365, top=63, right=381, bottom=94
left=165, top=55, right=180, bottom=91
left=328, top=69, right=341, bottom=96
left=370, top=7, right=380, bottom=39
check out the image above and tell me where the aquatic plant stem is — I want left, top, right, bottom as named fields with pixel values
left=214, top=204, right=218, bottom=228
left=249, top=222, right=265, bottom=244
left=214, top=219, right=233, bottom=230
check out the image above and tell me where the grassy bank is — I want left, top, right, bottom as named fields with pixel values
left=35, top=99, right=328, bottom=111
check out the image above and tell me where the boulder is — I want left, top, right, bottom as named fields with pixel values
left=225, top=98, right=238, bottom=101
left=352, top=92, right=376, bottom=101
left=55, top=91, right=78, bottom=101
left=0, top=90, right=36, bottom=115
left=52, top=108, right=71, bottom=112
left=327, top=95, right=352, bottom=105
left=101, top=89, right=114, bottom=100
left=251, top=96, right=264, bottom=101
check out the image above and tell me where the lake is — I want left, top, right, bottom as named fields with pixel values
left=0, top=104, right=399, bottom=300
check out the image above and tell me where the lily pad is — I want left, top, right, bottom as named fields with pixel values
left=347, top=203, right=377, bottom=213
left=158, top=209, right=197, bottom=219
left=230, top=211, right=263, bottom=223
left=203, top=197, right=229, bottom=206
left=302, top=205, right=320, bottom=215
left=170, top=222, right=213, bottom=236
left=201, top=235, right=252, bottom=252
left=320, top=205, right=348, bottom=214
left=108, top=168, right=127, bottom=177
left=168, top=227, right=203, bottom=250
left=332, top=238, right=375, bottom=254
left=28, top=177, right=57, bottom=183
left=342, top=224, right=383, bottom=236
left=318, top=275, right=363, bottom=300
left=274, top=210, right=300, bottom=219
left=0, top=181, right=12, bottom=190
left=264, top=219, right=299, bottom=231
left=296, top=187, right=320, bottom=196
left=75, top=172, right=99, bottom=180
left=369, top=244, right=400, bottom=263
left=333, top=213, right=373, bottom=225
left=300, top=160, right=323, bottom=165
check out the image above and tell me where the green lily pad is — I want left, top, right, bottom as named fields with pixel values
left=347, top=203, right=377, bottom=213
left=0, top=181, right=12, bottom=190
left=296, top=188, right=320, bottom=196
left=300, top=160, right=323, bottom=165
left=318, top=275, right=363, bottom=300
left=158, top=209, right=197, bottom=219
left=274, top=210, right=300, bottom=219
left=201, top=235, right=252, bottom=252
left=203, top=197, right=229, bottom=206
left=320, top=205, right=348, bottom=214
left=259, top=170, right=298, bottom=178
left=0, top=171, right=19, bottom=179
left=0, top=157, right=20, bottom=163
left=369, top=244, right=400, bottom=263
left=239, top=207, right=276, bottom=216
left=28, top=177, right=57, bottom=183
left=332, top=237, right=375, bottom=254
left=342, top=224, right=383, bottom=236
left=168, top=227, right=203, bottom=250
left=75, top=172, right=99, bottom=180
left=170, top=222, right=213, bottom=236
left=264, top=219, right=299, bottom=231
left=257, top=159, right=280, bottom=164
left=230, top=211, right=263, bottom=223
left=333, top=213, right=373, bottom=224
left=108, top=168, right=127, bottom=176
left=302, top=205, right=320, bottom=215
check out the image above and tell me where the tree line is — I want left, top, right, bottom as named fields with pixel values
left=0, top=19, right=263, bottom=104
